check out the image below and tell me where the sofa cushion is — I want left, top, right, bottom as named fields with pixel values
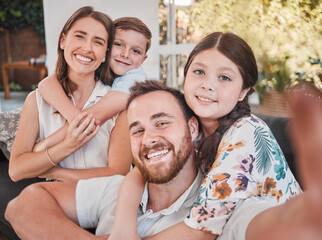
left=0, top=108, right=22, bottom=160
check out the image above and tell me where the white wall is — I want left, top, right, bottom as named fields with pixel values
left=43, top=0, right=159, bottom=79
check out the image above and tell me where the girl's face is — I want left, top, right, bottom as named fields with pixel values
left=60, top=17, right=108, bottom=79
left=184, top=48, right=249, bottom=126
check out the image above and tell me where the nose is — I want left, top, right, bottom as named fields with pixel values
left=121, top=47, right=129, bottom=58
left=141, top=129, right=160, bottom=147
left=201, top=78, right=215, bottom=91
left=82, top=39, right=92, bottom=53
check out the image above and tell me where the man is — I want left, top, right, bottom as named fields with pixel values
left=5, top=80, right=212, bottom=239
left=6, top=81, right=322, bottom=239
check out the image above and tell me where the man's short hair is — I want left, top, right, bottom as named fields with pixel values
left=114, top=17, right=152, bottom=53
left=127, top=80, right=195, bottom=122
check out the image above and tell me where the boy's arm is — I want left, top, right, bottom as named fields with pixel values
left=38, top=74, right=81, bottom=123
left=84, top=91, right=129, bottom=124
left=39, top=74, right=129, bottom=124
left=109, top=167, right=145, bottom=240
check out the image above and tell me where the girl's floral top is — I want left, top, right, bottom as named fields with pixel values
left=184, top=115, right=302, bottom=235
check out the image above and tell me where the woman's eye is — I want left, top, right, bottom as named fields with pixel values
left=219, top=75, right=231, bottom=81
left=75, top=34, right=84, bottom=39
left=193, top=69, right=204, bottom=75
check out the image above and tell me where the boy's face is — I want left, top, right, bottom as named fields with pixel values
left=110, top=29, right=148, bottom=76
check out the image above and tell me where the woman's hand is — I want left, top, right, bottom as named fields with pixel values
left=62, top=112, right=99, bottom=152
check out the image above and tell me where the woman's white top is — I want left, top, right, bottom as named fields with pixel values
left=36, top=80, right=116, bottom=169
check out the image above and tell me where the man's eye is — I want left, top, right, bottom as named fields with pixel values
left=193, top=69, right=204, bottom=75
left=95, top=41, right=103, bottom=46
left=156, top=122, right=169, bottom=127
left=114, top=42, right=122, bottom=47
left=219, top=75, right=231, bottom=81
left=76, top=34, right=84, bottom=39
left=132, top=129, right=143, bottom=136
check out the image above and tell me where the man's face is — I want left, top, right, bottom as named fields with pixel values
left=127, top=91, right=194, bottom=184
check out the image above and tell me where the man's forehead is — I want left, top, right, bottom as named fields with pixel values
left=127, top=91, right=182, bottom=120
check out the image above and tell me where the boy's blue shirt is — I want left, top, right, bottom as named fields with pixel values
left=111, top=67, right=147, bottom=94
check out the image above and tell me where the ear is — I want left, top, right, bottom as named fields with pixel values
left=60, top=33, right=66, bottom=50
left=238, top=87, right=251, bottom=101
left=141, top=55, right=148, bottom=64
left=188, top=116, right=199, bottom=142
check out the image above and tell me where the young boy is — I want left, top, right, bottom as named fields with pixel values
left=35, top=17, right=152, bottom=151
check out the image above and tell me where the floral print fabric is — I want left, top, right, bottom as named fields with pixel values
left=184, top=115, right=302, bottom=235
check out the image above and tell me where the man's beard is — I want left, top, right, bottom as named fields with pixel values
left=135, top=126, right=193, bottom=184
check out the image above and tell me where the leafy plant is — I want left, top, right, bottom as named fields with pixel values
left=0, top=0, right=45, bottom=44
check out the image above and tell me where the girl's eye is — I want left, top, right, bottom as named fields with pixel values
left=193, top=69, right=205, bottom=75
left=219, top=75, right=231, bottom=81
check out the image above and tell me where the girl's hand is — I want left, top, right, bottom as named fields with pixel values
left=63, top=112, right=99, bottom=152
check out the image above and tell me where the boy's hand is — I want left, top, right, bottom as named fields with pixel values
left=63, top=112, right=99, bottom=152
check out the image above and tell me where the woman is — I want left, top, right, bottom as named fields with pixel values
left=9, top=6, right=133, bottom=183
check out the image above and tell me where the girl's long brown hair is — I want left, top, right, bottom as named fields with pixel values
left=184, top=32, right=258, bottom=173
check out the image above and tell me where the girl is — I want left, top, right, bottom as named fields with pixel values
left=110, top=32, right=301, bottom=239
left=9, top=7, right=133, bottom=182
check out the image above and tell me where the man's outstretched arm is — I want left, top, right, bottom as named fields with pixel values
left=5, top=182, right=104, bottom=240
left=246, top=83, right=322, bottom=240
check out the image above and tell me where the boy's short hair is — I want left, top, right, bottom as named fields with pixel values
left=114, top=17, right=152, bottom=53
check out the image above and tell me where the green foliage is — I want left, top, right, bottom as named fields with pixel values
left=186, top=0, right=322, bottom=99
left=9, top=82, right=22, bottom=91
left=0, top=0, right=45, bottom=44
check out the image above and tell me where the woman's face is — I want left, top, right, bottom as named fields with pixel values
left=184, top=48, right=249, bottom=126
left=60, top=17, right=108, bottom=79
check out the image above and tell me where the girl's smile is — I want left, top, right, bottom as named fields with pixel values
left=184, top=48, right=249, bottom=128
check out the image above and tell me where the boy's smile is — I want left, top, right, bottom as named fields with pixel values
left=110, top=29, right=147, bottom=76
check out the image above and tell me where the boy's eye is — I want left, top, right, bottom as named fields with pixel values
left=193, top=69, right=204, bottom=75
left=133, top=49, right=141, bottom=54
left=219, top=75, right=231, bottom=81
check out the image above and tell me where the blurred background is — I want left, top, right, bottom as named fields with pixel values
left=0, top=0, right=321, bottom=116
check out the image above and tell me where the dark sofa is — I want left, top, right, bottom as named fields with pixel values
left=0, top=110, right=300, bottom=239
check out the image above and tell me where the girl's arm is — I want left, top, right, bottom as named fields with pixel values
left=144, top=222, right=215, bottom=240
left=38, top=111, right=133, bottom=183
left=109, top=167, right=145, bottom=240
left=9, top=92, right=98, bottom=182
left=38, top=74, right=129, bottom=124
